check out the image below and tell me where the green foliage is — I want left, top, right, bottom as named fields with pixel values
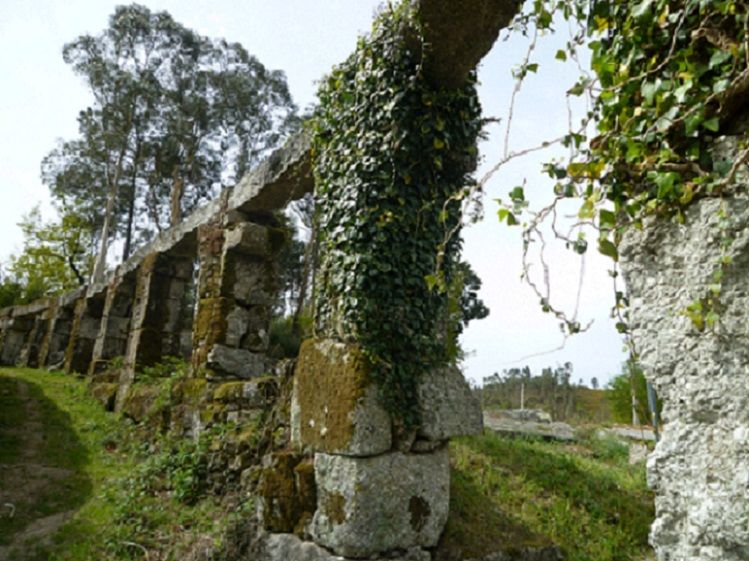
left=268, top=314, right=313, bottom=359
left=0, top=368, right=253, bottom=560
left=3, top=206, right=94, bottom=302
left=499, top=0, right=749, bottom=334
left=449, top=432, right=654, bottom=561
left=607, top=362, right=660, bottom=425
left=311, top=2, right=482, bottom=427
left=481, top=363, right=586, bottom=422
left=46, top=3, right=298, bottom=272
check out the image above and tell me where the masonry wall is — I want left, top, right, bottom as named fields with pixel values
left=620, top=140, right=749, bottom=561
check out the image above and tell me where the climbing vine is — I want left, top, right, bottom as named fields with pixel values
left=495, top=0, right=749, bottom=335
left=310, top=2, right=482, bottom=427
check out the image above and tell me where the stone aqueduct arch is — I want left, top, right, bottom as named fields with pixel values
left=0, top=2, right=744, bottom=560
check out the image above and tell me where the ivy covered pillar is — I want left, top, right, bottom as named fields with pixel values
left=280, top=3, right=504, bottom=557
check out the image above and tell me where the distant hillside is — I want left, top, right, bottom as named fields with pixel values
left=478, top=365, right=613, bottom=424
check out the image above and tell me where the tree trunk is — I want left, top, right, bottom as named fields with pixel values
left=91, top=147, right=127, bottom=283
left=122, top=139, right=141, bottom=262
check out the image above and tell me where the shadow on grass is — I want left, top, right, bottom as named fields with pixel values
left=451, top=433, right=654, bottom=561
left=438, top=469, right=556, bottom=561
left=0, top=374, right=92, bottom=547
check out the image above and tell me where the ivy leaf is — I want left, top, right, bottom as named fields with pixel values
left=509, top=186, right=525, bottom=202
left=498, top=208, right=518, bottom=226
left=598, top=238, right=619, bottom=261
left=632, top=0, right=654, bottom=19
left=599, top=209, right=616, bottom=228
left=555, top=49, right=567, bottom=62
left=702, top=117, right=720, bottom=132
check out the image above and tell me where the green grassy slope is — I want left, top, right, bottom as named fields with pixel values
left=444, top=432, right=654, bottom=561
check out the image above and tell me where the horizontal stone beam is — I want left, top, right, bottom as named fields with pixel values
left=0, top=133, right=312, bottom=330
left=417, top=0, right=521, bottom=89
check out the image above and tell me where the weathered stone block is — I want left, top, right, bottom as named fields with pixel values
left=311, top=448, right=450, bottom=558
left=122, top=385, right=162, bottom=423
left=620, top=191, right=749, bottom=561
left=291, top=338, right=391, bottom=457
left=224, top=222, right=285, bottom=258
left=206, top=344, right=268, bottom=379
left=417, top=365, right=483, bottom=441
left=231, top=261, right=277, bottom=307
left=258, top=452, right=317, bottom=534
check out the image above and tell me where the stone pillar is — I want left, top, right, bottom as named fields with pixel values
left=192, top=218, right=282, bottom=380
left=38, top=291, right=79, bottom=369
left=620, top=141, right=749, bottom=561
left=122, top=251, right=193, bottom=378
left=89, top=271, right=137, bottom=376
left=17, top=303, right=52, bottom=368
left=64, top=291, right=106, bottom=374
left=285, top=340, right=482, bottom=558
left=0, top=310, right=35, bottom=366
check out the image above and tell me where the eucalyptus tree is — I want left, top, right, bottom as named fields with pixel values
left=45, top=4, right=297, bottom=281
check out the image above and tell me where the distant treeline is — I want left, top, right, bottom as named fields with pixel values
left=478, top=363, right=611, bottom=423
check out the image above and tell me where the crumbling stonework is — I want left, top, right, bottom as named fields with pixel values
left=621, top=185, right=749, bottom=560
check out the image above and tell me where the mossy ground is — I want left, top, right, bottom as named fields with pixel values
left=444, top=432, right=654, bottom=561
left=0, top=368, right=248, bottom=561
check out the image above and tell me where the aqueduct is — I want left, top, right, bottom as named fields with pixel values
left=1, top=2, right=747, bottom=560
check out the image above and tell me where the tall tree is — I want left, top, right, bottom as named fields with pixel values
left=46, top=4, right=297, bottom=280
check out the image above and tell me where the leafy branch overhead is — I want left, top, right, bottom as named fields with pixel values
left=496, top=0, right=749, bottom=333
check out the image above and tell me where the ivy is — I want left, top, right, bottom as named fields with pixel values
left=497, top=0, right=749, bottom=334
left=310, top=2, right=482, bottom=428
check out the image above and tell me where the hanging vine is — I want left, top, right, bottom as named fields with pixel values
left=494, top=0, right=749, bottom=336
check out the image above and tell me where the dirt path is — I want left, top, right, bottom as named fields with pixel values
left=0, top=380, right=76, bottom=560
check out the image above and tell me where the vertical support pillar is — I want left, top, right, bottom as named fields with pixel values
left=89, top=271, right=137, bottom=376
left=38, top=291, right=80, bottom=369
left=120, top=251, right=193, bottom=382
left=621, top=188, right=749, bottom=561
left=64, top=291, right=106, bottom=374
left=1, top=309, right=36, bottom=366
left=17, top=301, right=52, bottom=368
left=191, top=218, right=282, bottom=380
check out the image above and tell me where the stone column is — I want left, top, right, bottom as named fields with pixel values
left=191, top=218, right=282, bottom=380
left=17, top=302, right=52, bottom=368
left=89, top=271, right=137, bottom=376
left=64, top=291, right=106, bottom=374
left=284, top=340, right=481, bottom=558
left=620, top=140, right=749, bottom=561
left=0, top=310, right=35, bottom=366
left=121, top=251, right=193, bottom=378
left=38, top=291, right=80, bottom=369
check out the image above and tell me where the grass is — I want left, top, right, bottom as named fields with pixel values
left=0, top=375, right=25, bottom=463
left=0, top=368, right=246, bottom=561
left=444, top=431, right=654, bottom=561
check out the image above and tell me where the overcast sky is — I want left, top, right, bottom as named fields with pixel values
left=0, top=0, right=627, bottom=386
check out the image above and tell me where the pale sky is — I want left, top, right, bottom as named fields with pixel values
left=0, top=0, right=627, bottom=386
